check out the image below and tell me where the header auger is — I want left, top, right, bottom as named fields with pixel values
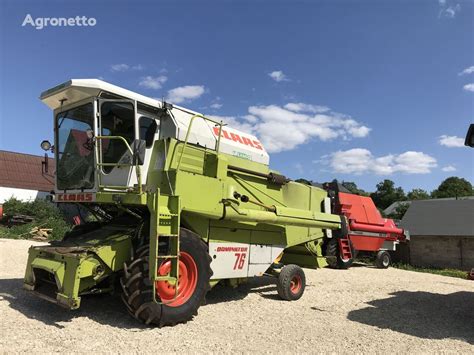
left=24, top=79, right=406, bottom=327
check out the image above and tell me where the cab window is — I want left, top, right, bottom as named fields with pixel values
left=139, top=116, right=157, bottom=148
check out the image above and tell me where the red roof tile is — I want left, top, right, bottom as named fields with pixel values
left=0, top=150, right=55, bottom=192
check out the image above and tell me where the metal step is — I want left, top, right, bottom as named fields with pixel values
left=338, top=238, right=353, bottom=260
left=150, top=194, right=181, bottom=304
left=155, top=275, right=178, bottom=282
left=157, top=255, right=179, bottom=259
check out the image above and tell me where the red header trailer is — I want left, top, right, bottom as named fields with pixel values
left=323, top=181, right=409, bottom=269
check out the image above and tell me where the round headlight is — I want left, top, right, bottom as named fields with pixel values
left=40, top=140, right=51, bottom=151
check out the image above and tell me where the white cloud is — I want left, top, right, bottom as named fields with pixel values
left=166, top=85, right=206, bottom=103
left=459, top=66, right=474, bottom=76
left=268, top=70, right=289, bottom=82
left=139, top=75, right=168, bottom=90
left=284, top=103, right=330, bottom=113
left=463, top=83, right=474, bottom=92
left=326, top=148, right=437, bottom=175
left=442, top=165, right=457, bottom=172
left=439, top=2, right=461, bottom=18
left=210, top=103, right=371, bottom=153
left=110, top=63, right=144, bottom=72
left=110, top=64, right=129, bottom=72
left=439, top=135, right=464, bottom=147
left=210, top=103, right=223, bottom=109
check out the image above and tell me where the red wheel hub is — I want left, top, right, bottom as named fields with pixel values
left=290, top=275, right=302, bottom=294
left=155, top=252, right=198, bottom=307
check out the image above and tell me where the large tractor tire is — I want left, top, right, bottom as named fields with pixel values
left=120, top=228, right=212, bottom=327
left=277, top=264, right=306, bottom=301
left=375, top=250, right=391, bottom=269
left=325, top=238, right=355, bottom=269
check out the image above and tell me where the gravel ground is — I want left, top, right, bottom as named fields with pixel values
left=1, top=238, right=473, bottom=353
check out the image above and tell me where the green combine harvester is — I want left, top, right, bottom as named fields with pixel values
left=24, top=79, right=345, bottom=326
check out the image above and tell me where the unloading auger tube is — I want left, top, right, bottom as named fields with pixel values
left=24, top=78, right=346, bottom=327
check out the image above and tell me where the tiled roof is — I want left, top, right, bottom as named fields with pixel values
left=0, top=150, right=55, bottom=192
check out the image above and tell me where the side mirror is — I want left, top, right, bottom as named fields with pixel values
left=132, top=139, right=146, bottom=165
left=465, top=124, right=474, bottom=148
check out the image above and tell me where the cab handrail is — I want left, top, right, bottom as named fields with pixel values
left=176, top=114, right=225, bottom=172
left=95, top=135, right=142, bottom=194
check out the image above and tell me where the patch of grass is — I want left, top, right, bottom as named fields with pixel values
left=394, top=263, right=468, bottom=280
left=0, top=198, right=71, bottom=240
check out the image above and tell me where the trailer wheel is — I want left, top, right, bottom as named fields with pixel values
left=120, top=228, right=212, bottom=327
left=277, top=264, right=306, bottom=301
left=325, top=238, right=355, bottom=269
left=375, top=251, right=391, bottom=269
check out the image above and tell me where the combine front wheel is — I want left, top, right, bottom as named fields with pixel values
left=121, top=229, right=212, bottom=327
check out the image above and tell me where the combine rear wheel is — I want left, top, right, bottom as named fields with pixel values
left=325, top=238, right=355, bottom=269
left=277, top=264, right=306, bottom=301
left=121, top=229, right=212, bottom=327
left=375, top=250, right=391, bottom=269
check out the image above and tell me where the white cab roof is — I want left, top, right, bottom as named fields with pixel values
left=40, top=79, right=270, bottom=165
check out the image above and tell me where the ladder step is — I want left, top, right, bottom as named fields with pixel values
left=155, top=276, right=178, bottom=282
left=157, top=255, right=179, bottom=259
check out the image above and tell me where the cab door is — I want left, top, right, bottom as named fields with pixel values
left=136, top=113, right=160, bottom=185
left=97, top=99, right=137, bottom=189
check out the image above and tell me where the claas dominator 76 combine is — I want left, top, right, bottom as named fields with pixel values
left=24, top=79, right=406, bottom=327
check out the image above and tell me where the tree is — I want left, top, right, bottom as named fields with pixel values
left=295, top=178, right=312, bottom=185
left=341, top=181, right=369, bottom=196
left=431, top=177, right=473, bottom=198
left=407, top=188, right=430, bottom=200
left=387, top=202, right=410, bottom=220
left=370, top=179, right=406, bottom=210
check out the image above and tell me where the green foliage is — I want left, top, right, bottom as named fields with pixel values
left=341, top=181, right=369, bottom=196
left=387, top=202, right=410, bottom=220
left=431, top=177, right=473, bottom=198
left=407, top=188, right=430, bottom=200
left=370, top=179, right=406, bottom=210
left=394, top=263, right=468, bottom=280
left=0, top=198, right=71, bottom=240
left=295, top=178, right=312, bottom=185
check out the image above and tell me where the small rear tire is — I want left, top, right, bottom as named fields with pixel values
left=375, top=250, right=391, bottom=269
left=276, top=264, right=306, bottom=301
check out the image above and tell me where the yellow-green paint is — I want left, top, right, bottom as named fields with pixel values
left=24, top=111, right=342, bottom=309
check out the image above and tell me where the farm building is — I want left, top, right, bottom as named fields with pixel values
left=383, top=196, right=474, bottom=217
left=400, top=199, right=474, bottom=270
left=0, top=150, right=55, bottom=203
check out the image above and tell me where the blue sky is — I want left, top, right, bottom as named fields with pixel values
left=0, top=0, right=473, bottom=193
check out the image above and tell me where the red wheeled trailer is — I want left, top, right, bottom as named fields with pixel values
left=323, top=181, right=409, bottom=269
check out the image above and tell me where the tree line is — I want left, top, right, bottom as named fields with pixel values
left=296, top=176, right=474, bottom=220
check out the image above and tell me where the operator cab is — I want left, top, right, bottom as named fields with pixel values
left=41, top=79, right=165, bottom=195
left=40, top=79, right=269, bottom=198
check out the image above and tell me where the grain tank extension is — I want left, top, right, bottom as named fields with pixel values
left=24, top=79, right=344, bottom=326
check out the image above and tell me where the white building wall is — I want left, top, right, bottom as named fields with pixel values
left=0, top=187, right=50, bottom=203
